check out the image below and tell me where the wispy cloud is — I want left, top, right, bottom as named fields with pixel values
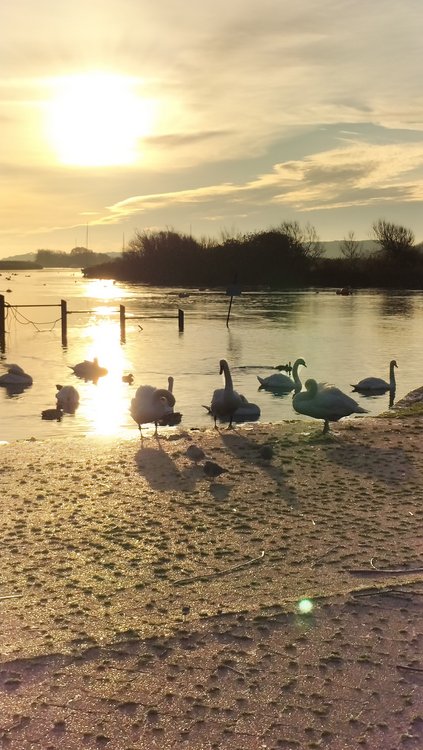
left=99, top=139, right=423, bottom=227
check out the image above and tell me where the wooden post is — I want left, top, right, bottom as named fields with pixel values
left=226, top=296, right=233, bottom=328
left=0, top=295, right=5, bottom=353
left=178, top=308, right=184, bottom=332
left=120, top=304, right=126, bottom=343
left=60, top=299, right=68, bottom=348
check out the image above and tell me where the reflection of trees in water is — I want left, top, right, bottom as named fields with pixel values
left=226, top=329, right=243, bottom=361
left=227, top=291, right=307, bottom=325
left=379, top=292, right=414, bottom=317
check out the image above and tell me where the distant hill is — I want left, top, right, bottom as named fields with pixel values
left=2, top=243, right=378, bottom=264
left=322, top=240, right=378, bottom=258
left=1, top=250, right=122, bottom=265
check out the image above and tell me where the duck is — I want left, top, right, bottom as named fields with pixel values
left=351, top=360, right=398, bottom=394
left=41, top=406, right=63, bottom=422
left=122, top=373, right=134, bottom=385
left=0, top=363, right=33, bottom=387
left=257, top=357, right=306, bottom=392
left=130, top=383, right=177, bottom=437
left=69, top=357, right=108, bottom=383
left=206, top=359, right=244, bottom=428
left=55, top=384, right=80, bottom=413
left=293, top=378, right=368, bottom=434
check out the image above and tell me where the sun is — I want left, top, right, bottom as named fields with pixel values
left=46, top=72, right=154, bottom=167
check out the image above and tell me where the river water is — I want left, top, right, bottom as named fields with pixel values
left=0, top=269, right=421, bottom=442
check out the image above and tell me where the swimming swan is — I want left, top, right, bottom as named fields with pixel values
left=130, top=384, right=177, bottom=436
left=69, top=358, right=108, bottom=383
left=55, top=384, right=80, bottom=413
left=293, top=378, right=368, bottom=434
left=351, top=359, right=398, bottom=394
left=207, top=359, right=244, bottom=428
left=257, top=357, right=306, bottom=392
left=0, top=363, right=33, bottom=387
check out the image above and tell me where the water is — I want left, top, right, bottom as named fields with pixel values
left=1, top=269, right=422, bottom=442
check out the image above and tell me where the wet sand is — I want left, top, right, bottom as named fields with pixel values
left=0, top=413, right=422, bottom=749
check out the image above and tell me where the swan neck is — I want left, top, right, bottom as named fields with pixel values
left=222, top=361, right=233, bottom=390
left=389, top=363, right=396, bottom=387
left=293, top=360, right=302, bottom=384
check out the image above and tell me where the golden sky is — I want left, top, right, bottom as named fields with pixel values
left=1, top=0, right=423, bottom=257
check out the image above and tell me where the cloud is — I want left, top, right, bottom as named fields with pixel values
left=98, top=139, right=423, bottom=227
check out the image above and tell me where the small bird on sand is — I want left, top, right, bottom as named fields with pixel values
left=203, top=460, right=226, bottom=479
left=186, top=444, right=206, bottom=461
left=259, top=444, right=274, bottom=460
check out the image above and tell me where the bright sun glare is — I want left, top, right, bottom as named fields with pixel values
left=46, top=72, right=154, bottom=166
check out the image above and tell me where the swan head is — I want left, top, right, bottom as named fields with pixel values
left=294, top=358, right=306, bottom=369
left=304, top=378, right=318, bottom=396
left=219, top=359, right=228, bottom=375
left=154, top=388, right=176, bottom=408
left=390, top=359, right=398, bottom=369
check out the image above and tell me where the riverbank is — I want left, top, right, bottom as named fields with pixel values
left=0, top=414, right=422, bottom=749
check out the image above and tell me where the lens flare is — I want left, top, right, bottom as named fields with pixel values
left=297, top=598, right=314, bottom=615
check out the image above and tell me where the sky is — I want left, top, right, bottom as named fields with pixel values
left=1, top=0, right=423, bottom=258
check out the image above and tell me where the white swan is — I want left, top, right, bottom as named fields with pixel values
left=130, top=384, right=177, bottom=436
left=208, top=359, right=244, bottom=428
left=69, top=357, right=108, bottom=383
left=0, top=363, right=33, bottom=386
left=55, top=384, right=80, bottom=413
left=293, top=378, right=368, bottom=434
left=351, top=359, right=398, bottom=394
left=257, top=357, right=306, bottom=392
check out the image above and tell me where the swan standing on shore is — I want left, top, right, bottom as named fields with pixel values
left=257, top=357, right=306, bottom=392
left=207, top=359, right=244, bottom=428
left=293, top=378, right=368, bottom=434
left=0, top=363, right=33, bottom=387
left=55, top=384, right=80, bottom=413
left=351, top=359, right=398, bottom=394
left=130, top=383, right=177, bottom=437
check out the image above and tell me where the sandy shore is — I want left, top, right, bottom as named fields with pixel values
left=0, top=413, right=422, bottom=749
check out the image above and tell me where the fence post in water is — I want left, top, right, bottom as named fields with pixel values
left=120, top=304, right=126, bottom=343
left=178, top=308, right=184, bottom=332
left=0, top=295, right=5, bottom=353
left=60, top=299, right=68, bottom=348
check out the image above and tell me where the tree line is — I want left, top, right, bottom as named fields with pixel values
left=36, top=247, right=112, bottom=268
left=82, top=219, right=423, bottom=289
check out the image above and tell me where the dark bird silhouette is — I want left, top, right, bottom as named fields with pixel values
left=69, top=357, right=108, bottom=383
left=203, top=460, right=226, bottom=479
left=258, top=357, right=306, bottom=393
left=351, top=359, right=397, bottom=394
left=206, top=359, right=244, bottom=429
left=41, top=407, right=63, bottom=421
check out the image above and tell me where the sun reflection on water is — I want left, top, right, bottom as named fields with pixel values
left=84, top=279, right=130, bottom=301
left=77, top=318, right=133, bottom=436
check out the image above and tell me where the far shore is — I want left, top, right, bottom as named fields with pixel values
left=0, top=410, right=422, bottom=749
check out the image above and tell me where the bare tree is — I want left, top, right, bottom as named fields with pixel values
left=340, top=230, right=362, bottom=261
left=278, top=221, right=325, bottom=259
left=372, top=219, right=415, bottom=255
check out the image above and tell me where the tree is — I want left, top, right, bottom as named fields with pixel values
left=278, top=221, right=325, bottom=260
left=372, top=219, right=415, bottom=256
left=340, top=230, right=362, bottom=261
